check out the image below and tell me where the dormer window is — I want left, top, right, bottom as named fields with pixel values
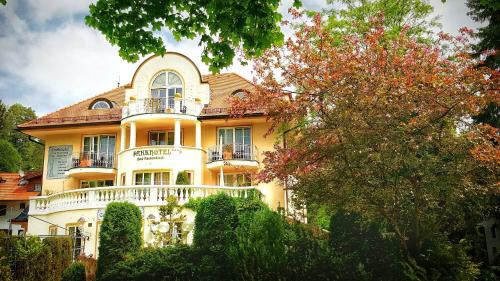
left=232, top=90, right=247, bottom=99
left=90, top=99, right=113, bottom=109
left=151, top=71, right=183, bottom=100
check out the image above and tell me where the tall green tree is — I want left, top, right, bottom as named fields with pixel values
left=0, top=101, right=43, bottom=171
left=0, top=139, right=21, bottom=172
left=85, top=0, right=302, bottom=72
left=466, top=0, right=499, bottom=128
left=323, top=0, right=439, bottom=39
left=467, top=0, right=500, bottom=70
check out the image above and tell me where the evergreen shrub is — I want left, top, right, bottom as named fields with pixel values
left=62, top=262, right=86, bottom=281
left=176, top=171, right=191, bottom=185
left=96, top=202, right=142, bottom=280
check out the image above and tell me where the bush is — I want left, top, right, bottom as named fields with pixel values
left=329, top=210, right=404, bottom=281
left=193, top=193, right=239, bottom=280
left=176, top=171, right=190, bottom=185
left=96, top=202, right=142, bottom=280
left=235, top=208, right=286, bottom=281
left=62, top=262, right=86, bottom=281
left=284, top=222, right=332, bottom=281
left=43, top=237, right=73, bottom=280
left=100, top=245, right=199, bottom=281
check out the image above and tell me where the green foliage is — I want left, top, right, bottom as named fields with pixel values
left=0, top=139, right=21, bottom=172
left=193, top=193, right=239, bottom=280
left=193, top=193, right=239, bottom=252
left=99, top=245, right=199, bottom=281
left=404, top=237, right=480, bottom=281
left=235, top=208, right=287, bottom=280
left=284, top=222, right=332, bottom=281
left=0, top=234, right=73, bottom=281
left=0, top=100, right=43, bottom=171
left=62, top=262, right=86, bottom=281
left=324, top=0, right=438, bottom=40
left=43, top=237, right=73, bottom=280
left=467, top=0, right=500, bottom=69
left=175, top=171, right=191, bottom=185
left=96, top=202, right=142, bottom=280
left=85, top=0, right=287, bottom=72
left=329, top=211, right=405, bottom=280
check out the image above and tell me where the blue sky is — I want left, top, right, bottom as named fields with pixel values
left=0, top=0, right=484, bottom=117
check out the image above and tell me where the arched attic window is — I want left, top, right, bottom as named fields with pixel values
left=232, top=89, right=248, bottom=99
left=150, top=71, right=183, bottom=99
left=89, top=99, right=113, bottom=109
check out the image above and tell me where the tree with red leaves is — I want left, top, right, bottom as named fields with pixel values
left=231, top=12, right=499, bottom=274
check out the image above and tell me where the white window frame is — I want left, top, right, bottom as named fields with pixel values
left=134, top=171, right=172, bottom=186
left=217, top=126, right=252, bottom=146
left=150, top=71, right=184, bottom=99
left=91, top=100, right=111, bottom=109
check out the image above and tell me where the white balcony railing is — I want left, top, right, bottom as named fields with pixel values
left=122, top=97, right=203, bottom=118
left=30, top=185, right=256, bottom=215
left=207, top=144, right=258, bottom=163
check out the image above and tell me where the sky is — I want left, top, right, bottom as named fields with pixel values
left=0, top=0, right=484, bottom=117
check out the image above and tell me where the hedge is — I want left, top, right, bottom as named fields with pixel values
left=0, top=234, right=73, bottom=281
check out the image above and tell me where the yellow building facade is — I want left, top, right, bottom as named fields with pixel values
left=18, top=53, right=285, bottom=257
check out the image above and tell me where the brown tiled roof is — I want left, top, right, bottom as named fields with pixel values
left=18, top=85, right=129, bottom=129
left=0, top=172, right=41, bottom=201
left=200, top=73, right=254, bottom=116
left=18, top=72, right=260, bottom=129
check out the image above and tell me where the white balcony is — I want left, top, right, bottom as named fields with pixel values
left=29, top=185, right=256, bottom=215
left=122, top=97, right=204, bottom=118
left=206, top=144, right=259, bottom=170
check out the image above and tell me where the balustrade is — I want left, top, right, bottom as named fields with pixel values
left=30, top=185, right=255, bottom=215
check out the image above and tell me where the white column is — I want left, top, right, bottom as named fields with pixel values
left=130, top=121, right=136, bottom=148
left=120, top=125, right=127, bottom=151
left=219, top=167, right=224, bottom=187
left=195, top=121, right=202, bottom=149
left=174, top=119, right=181, bottom=147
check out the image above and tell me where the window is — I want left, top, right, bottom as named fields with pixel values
left=20, top=202, right=26, bottom=209
left=0, top=205, right=6, bottom=216
left=217, top=127, right=252, bottom=160
left=149, top=131, right=181, bottom=146
left=34, top=183, right=42, bottom=192
left=492, top=226, right=497, bottom=238
left=121, top=173, right=126, bottom=185
left=232, top=90, right=247, bottom=99
left=217, top=173, right=252, bottom=187
left=135, top=171, right=171, bottom=185
left=135, top=172, right=152, bottom=185
left=149, top=131, right=166, bottom=146
left=217, top=127, right=251, bottom=146
left=81, top=180, right=113, bottom=188
left=89, top=99, right=113, bottom=109
left=150, top=72, right=183, bottom=100
left=49, top=225, right=57, bottom=236
left=154, top=172, right=170, bottom=185
left=67, top=225, right=83, bottom=259
left=91, top=101, right=111, bottom=109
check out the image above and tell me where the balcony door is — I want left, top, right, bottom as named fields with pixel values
left=82, top=135, right=115, bottom=167
left=217, top=127, right=251, bottom=146
left=217, top=127, right=251, bottom=159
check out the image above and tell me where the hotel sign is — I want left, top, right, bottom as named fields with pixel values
left=133, top=147, right=182, bottom=161
left=47, top=145, right=72, bottom=179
